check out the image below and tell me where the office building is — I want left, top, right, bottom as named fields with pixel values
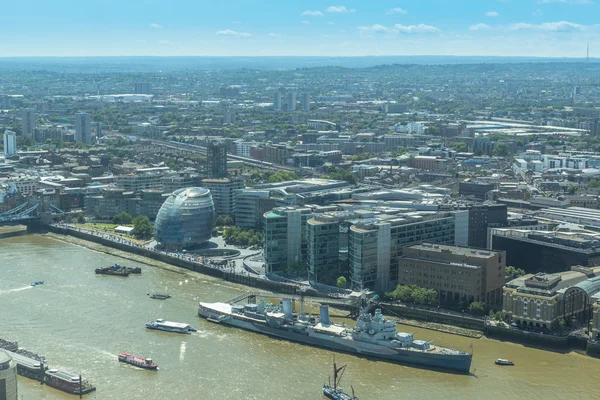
left=491, top=229, right=600, bottom=273
left=503, top=266, right=600, bottom=330
left=206, top=140, right=228, bottom=178
left=154, top=187, right=215, bottom=250
left=75, top=112, right=92, bottom=145
left=287, top=92, right=296, bottom=112
left=273, top=92, right=282, bottom=111
left=21, top=108, right=36, bottom=139
left=200, top=178, right=244, bottom=217
left=0, top=351, right=17, bottom=400
left=467, top=204, right=507, bottom=249
left=307, top=215, right=340, bottom=284
left=134, top=82, right=152, bottom=94
left=459, top=181, right=496, bottom=200
left=302, top=92, right=310, bottom=112
left=349, top=212, right=457, bottom=292
left=399, top=243, right=506, bottom=306
left=235, top=189, right=277, bottom=229
left=264, top=206, right=314, bottom=273
left=3, top=130, right=17, bottom=156
left=85, top=189, right=166, bottom=220
left=115, top=171, right=164, bottom=193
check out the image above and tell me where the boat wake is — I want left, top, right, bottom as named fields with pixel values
left=0, top=285, right=35, bottom=294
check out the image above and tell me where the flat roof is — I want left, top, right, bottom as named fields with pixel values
left=409, top=243, right=500, bottom=258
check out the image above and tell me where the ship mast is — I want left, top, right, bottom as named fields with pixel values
left=332, top=356, right=347, bottom=390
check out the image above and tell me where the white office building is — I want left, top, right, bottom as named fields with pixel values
left=3, top=130, right=17, bottom=156
left=75, top=112, right=92, bottom=145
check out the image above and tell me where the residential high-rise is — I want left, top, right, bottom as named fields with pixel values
left=134, top=82, right=152, bottom=94
left=223, top=109, right=236, bottom=124
left=3, top=130, right=17, bottom=156
left=206, top=140, right=228, bottom=178
left=302, top=92, right=310, bottom=112
left=273, top=92, right=282, bottom=111
left=75, top=112, right=92, bottom=145
left=287, top=92, right=296, bottom=112
left=21, top=108, right=36, bottom=139
left=0, top=350, right=18, bottom=400
left=94, top=122, right=102, bottom=138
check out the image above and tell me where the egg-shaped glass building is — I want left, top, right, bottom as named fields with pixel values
left=154, top=187, right=215, bottom=250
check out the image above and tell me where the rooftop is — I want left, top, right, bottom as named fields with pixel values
left=409, top=243, right=501, bottom=259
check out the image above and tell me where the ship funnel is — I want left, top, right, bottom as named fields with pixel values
left=320, top=305, right=330, bottom=326
left=282, top=298, right=293, bottom=318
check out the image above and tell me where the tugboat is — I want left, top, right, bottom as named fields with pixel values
left=149, top=293, right=171, bottom=300
left=31, top=281, right=44, bottom=287
left=323, top=358, right=358, bottom=400
left=118, top=352, right=158, bottom=370
left=495, top=359, right=515, bottom=366
left=145, top=319, right=197, bottom=334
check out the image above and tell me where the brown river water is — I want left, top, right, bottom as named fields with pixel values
left=0, top=233, right=598, bottom=399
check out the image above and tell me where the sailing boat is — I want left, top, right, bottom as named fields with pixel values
left=322, top=357, right=358, bottom=400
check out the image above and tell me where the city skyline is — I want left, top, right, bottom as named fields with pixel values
left=0, top=1, right=598, bottom=57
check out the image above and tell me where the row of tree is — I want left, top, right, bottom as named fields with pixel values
left=222, top=226, right=263, bottom=247
left=385, top=285, right=438, bottom=306
left=215, top=215, right=234, bottom=226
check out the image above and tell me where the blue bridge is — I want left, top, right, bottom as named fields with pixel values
left=0, top=201, right=66, bottom=226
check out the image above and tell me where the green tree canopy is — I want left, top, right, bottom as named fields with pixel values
left=133, top=215, right=153, bottom=240
left=336, top=276, right=347, bottom=288
left=113, top=212, right=133, bottom=225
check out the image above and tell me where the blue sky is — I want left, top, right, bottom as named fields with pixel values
left=0, top=0, right=597, bottom=57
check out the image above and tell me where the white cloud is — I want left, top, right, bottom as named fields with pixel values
left=358, top=24, right=394, bottom=33
left=215, top=29, right=252, bottom=37
left=537, top=0, right=591, bottom=4
left=485, top=11, right=500, bottom=17
left=387, top=7, right=408, bottom=15
left=394, top=23, right=440, bottom=33
left=509, top=21, right=585, bottom=31
left=301, top=10, right=323, bottom=16
left=268, top=32, right=282, bottom=37
left=326, top=6, right=356, bottom=13
left=301, top=20, right=311, bottom=25
left=150, top=23, right=162, bottom=29
left=469, top=23, right=491, bottom=31
left=359, top=23, right=440, bottom=34
left=533, top=8, right=544, bottom=16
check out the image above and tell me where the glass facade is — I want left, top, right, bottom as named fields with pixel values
left=154, top=187, right=215, bottom=250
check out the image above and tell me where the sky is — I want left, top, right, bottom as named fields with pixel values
left=0, top=0, right=598, bottom=57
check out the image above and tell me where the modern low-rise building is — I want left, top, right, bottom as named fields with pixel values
left=399, top=243, right=506, bottom=306
left=234, top=189, right=277, bottom=229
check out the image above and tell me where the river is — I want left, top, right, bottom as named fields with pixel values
left=0, top=233, right=598, bottom=400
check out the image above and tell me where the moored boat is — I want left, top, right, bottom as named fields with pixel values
left=495, top=359, right=514, bottom=366
left=44, top=369, right=96, bottom=395
left=149, top=293, right=171, bottom=300
left=118, top=352, right=157, bottom=370
left=95, top=266, right=129, bottom=276
left=145, top=319, right=197, bottom=334
left=31, top=281, right=44, bottom=286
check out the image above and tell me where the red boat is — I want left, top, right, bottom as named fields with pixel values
left=118, top=352, right=158, bottom=370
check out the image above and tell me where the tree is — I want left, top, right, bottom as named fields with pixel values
left=133, top=215, right=153, bottom=240
left=223, top=216, right=234, bottom=226
left=551, top=318, right=566, bottom=332
left=468, top=301, right=486, bottom=315
left=453, top=142, right=467, bottom=152
left=385, top=285, right=414, bottom=303
left=215, top=216, right=225, bottom=226
left=76, top=214, right=86, bottom=224
left=113, top=212, right=133, bottom=225
left=493, top=143, right=509, bottom=157
left=567, top=184, right=578, bottom=195
left=588, top=179, right=600, bottom=189
left=336, top=276, right=347, bottom=288
left=506, top=265, right=526, bottom=280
